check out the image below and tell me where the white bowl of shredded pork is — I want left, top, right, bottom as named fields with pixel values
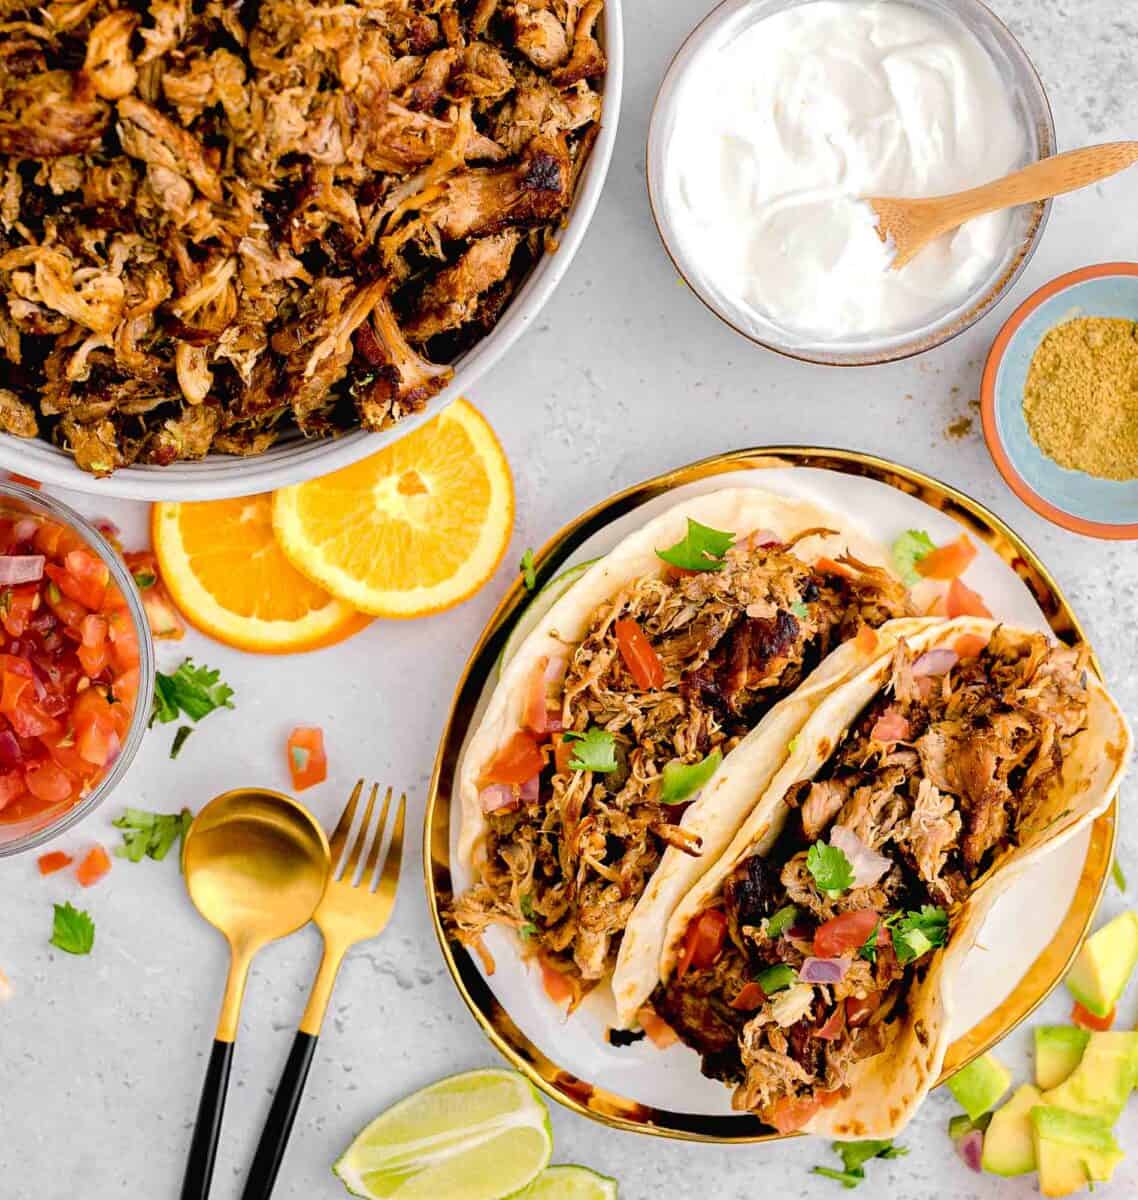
left=0, top=0, right=621, bottom=498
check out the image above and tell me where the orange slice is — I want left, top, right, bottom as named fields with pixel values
left=272, top=399, right=514, bottom=618
left=151, top=495, right=371, bottom=653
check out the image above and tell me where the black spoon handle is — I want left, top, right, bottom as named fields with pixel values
left=181, top=1038, right=235, bottom=1200
left=241, top=1032, right=319, bottom=1200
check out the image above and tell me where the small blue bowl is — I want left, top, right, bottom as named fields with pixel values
left=982, top=263, right=1138, bottom=539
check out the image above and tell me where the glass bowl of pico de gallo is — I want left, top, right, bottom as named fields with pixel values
left=0, top=482, right=155, bottom=856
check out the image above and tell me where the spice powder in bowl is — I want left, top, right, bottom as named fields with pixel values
left=1023, top=318, right=1138, bottom=480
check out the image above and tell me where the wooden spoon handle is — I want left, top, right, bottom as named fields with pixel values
left=931, top=141, right=1138, bottom=230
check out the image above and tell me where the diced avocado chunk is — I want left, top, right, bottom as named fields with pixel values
left=1066, top=910, right=1138, bottom=1018
left=981, top=1084, right=1041, bottom=1176
left=1031, top=1106, right=1124, bottom=1197
left=1035, top=1026, right=1090, bottom=1090
left=946, top=1052, right=1011, bottom=1120
left=1040, top=1031, right=1138, bottom=1124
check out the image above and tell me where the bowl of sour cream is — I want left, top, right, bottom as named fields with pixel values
left=648, top=0, right=1055, bottom=365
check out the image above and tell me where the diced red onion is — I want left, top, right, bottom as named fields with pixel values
left=11, top=517, right=38, bottom=544
left=912, top=647, right=958, bottom=678
left=518, top=774, right=540, bottom=804
left=751, top=529, right=778, bottom=547
left=93, top=518, right=121, bottom=540
left=870, top=708, right=910, bottom=742
left=0, top=555, right=44, bottom=584
left=830, top=825, right=891, bottom=889
left=0, top=729, right=21, bottom=770
left=798, top=956, right=851, bottom=984
left=957, top=1129, right=983, bottom=1172
left=480, top=784, right=517, bottom=814
left=545, top=712, right=564, bottom=734
left=544, top=655, right=567, bottom=685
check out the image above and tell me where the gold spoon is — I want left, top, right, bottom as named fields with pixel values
left=180, top=788, right=331, bottom=1200
left=866, top=141, right=1138, bottom=270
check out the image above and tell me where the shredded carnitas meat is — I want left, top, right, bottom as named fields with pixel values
left=0, top=0, right=605, bottom=472
left=652, top=628, right=1092, bottom=1127
left=449, top=542, right=912, bottom=997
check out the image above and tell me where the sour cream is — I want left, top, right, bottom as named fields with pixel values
left=660, top=1, right=1029, bottom=344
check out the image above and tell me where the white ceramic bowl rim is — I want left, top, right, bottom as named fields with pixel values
left=0, top=5, right=624, bottom=501
left=646, top=0, right=1056, bottom=366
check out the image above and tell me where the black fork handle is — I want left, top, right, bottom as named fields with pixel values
left=181, top=1038, right=235, bottom=1200
left=240, top=1032, right=319, bottom=1199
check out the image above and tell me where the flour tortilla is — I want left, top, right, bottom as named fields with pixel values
left=457, top=486, right=900, bottom=953
left=659, top=617, right=1132, bottom=1139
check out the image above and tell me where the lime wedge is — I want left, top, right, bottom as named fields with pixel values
left=333, top=1069, right=552, bottom=1199
left=517, top=1165, right=619, bottom=1198
left=497, top=558, right=598, bottom=677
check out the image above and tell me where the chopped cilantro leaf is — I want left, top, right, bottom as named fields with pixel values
left=791, top=600, right=810, bottom=619
left=806, top=842, right=854, bottom=895
left=131, top=568, right=157, bottom=590
left=151, top=659, right=234, bottom=726
left=891, top=529, right=936, bottom=586
left=1113, top=856, right=1128, bottom=893
left=51, top=902, right=94, bottom=955
left=660, top=749, right=722, bottom=804
left=813, top=1139, right=906, bottom=1188
left=113, top=807, right=192, bottom=864
left=563, top=728, right=618, bottom=773
left=859, top=923, right=881, bottom=964
left=888, top=905, right=949, bottom=965
left=170, top=725, right=193, bottom=760
left=656, top=519, right=735, bottom=573
left=520, top=548, right=537, bottom=591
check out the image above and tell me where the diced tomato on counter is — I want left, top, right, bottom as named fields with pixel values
left=287, top=726, right=328, bottom=792
left=76, top=844, right=112, bottom=887
left=0, top=511, right=139, bottom=825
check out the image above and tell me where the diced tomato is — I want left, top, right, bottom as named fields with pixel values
left=615, top=618, right=665, bottom=691
left=538, top=957, right=577, bottom=1007
left=42, top=573, right=88, bottom=628
left=677, top=908, right=728, bottom=979
left=954, top=633, right=988, bottom=660
left=0, top=670, right=31, bottom=714
left=287, top=727, right=327, bottom=791
left=947, top=577, right=992, bottom=619
left=106, top=609, right=140, bottom=671
left=63, top=550, right=110, bottom=608
left=37, top=850, right=73, bottom=875
left=76, top=710, right=118, bottom=768
left=764, top=1094, right=823, bottom=1134
left=637, top=1006, right=678, bottom=1049
left=855, top=624, right=879, bottom=655
left=77, top=614, right=110, bottom=678
left=124, top=551, right=185, bottom=639
left=816, top=1004, right=847, bottom=1041
left=76, top=844, right=112, bottom=887
left=33, top=521, right=84, bottom=560
left=0, top=770, right=24, bottom=811
left=814, top=910, right=880, bottom=958
left=112, top=666, right=140, bottom=711
left=845, top=991, right=881, bottom=1028
left=1, top=582, right=39, bottom=638
left=7, top=472, right=41, bottom=489
left=9, top=699, right=60, bottom=739
left=815, top=556, right=855, bottom=581
left=729, top=981, right=767, bottom=1011
left=870, top=708, right=910, bottom=742
left=1072, top=1001, right=1114, bottom=1032
left=916, top=534, right=977, bottom=581
left=480, top=730, right=547, bottom=787
left=24, top=760, right=72, bottom=805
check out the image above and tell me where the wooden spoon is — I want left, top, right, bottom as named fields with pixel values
left=866, top=141, right=1138, bottom=270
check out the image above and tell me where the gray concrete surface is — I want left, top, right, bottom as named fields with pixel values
left=2, top=1, right=1138, bottom=1196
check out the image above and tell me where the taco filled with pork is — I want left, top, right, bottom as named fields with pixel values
left=448, top=487, right=916, bottom=1007
left=648, top=618, right=1130, bottom=1138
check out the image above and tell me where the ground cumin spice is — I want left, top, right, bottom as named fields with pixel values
left=1022, top=316, right=1138, bottom=480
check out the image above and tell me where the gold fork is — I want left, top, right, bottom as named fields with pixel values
left=241, top=781, right=406, bottom=1200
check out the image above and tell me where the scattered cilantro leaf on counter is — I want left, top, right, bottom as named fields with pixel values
left=888, top=905, right=948, bottom=964
left=113, top=807, right=192, bottom=863
left=891, top=529, right=936, bottom=586
left=660, top=750, right=722, bottom=804
left=151, top=659, right=234, bottom=726
left=1112, top=856, right=1128, bottom=893
left=563, top=728, right=617, bottom=774
left=812, top=1139, right=906, bottom=1188
left=520, top=548, right=537, bottom=591
left=806, top=842, right=854, bottom=895
left=656, top=520, right=735, bottom=573
left=51, top=902, right=94, bottom=955
left=170, top=725, right=193, bottom=760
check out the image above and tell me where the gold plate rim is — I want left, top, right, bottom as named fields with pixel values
left=423, top=445, right=1115, bottom=1143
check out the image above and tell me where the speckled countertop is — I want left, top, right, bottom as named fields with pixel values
left=3, top=2, right=1138, bottom=1197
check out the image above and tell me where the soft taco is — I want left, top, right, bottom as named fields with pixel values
left=448, top=486, right=916, bottom=1006
left=648, top=618, right=1130, bottom=1138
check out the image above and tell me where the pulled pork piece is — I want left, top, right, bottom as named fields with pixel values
left=0, top=388, right=37, bottom=437
left=0, top=0, right=605, bottom=471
